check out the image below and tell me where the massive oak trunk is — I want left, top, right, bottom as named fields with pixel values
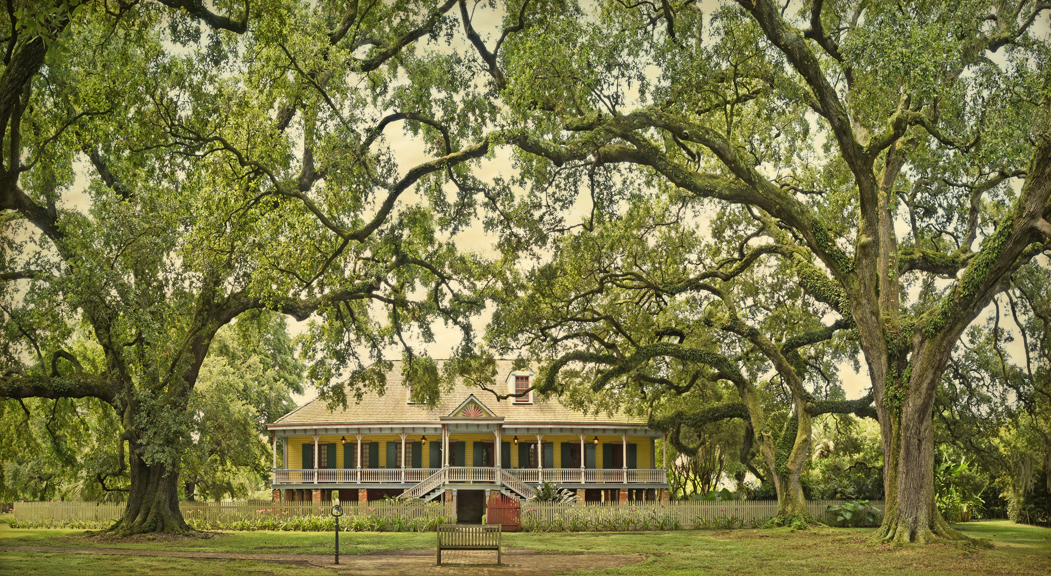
left=772, top=409, right=812, bottom=520
left=113, top=449, right=188, bottom=535
left=875, top=344, right=968, bottom=543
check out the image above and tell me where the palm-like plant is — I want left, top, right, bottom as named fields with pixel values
left=528, top=482, right=578, bottom=503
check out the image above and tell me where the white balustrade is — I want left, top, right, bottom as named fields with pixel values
left=405, top=468, right=439, bottom=483
left=399, top=468, right=448, bottom=500
left=508, top=469, right=539, bottom=483
left=627, top=469, right=667, bottom=483
left=447, top=467, right=496, bottom=483
left=275, top=467, right=666, bottom=485
left=498, top=469, right=536, bottom=499
left=583, top=469, right=630, bottom=483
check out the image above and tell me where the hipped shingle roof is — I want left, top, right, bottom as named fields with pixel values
left=269, top=360, right=647, bottom=428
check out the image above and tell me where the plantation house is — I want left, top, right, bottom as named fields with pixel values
left=267, top=360, right=669, bottom=518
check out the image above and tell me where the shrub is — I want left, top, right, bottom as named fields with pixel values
left=825, top=500, right=883, bottom=528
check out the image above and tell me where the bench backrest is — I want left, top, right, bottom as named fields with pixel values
left=437, top=524, right=501, bottom=546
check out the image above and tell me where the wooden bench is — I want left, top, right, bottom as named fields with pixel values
left=436, top=524, right=501, bottom=565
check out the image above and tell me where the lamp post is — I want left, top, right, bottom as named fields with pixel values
left=331, top=503, right=343, bottom=565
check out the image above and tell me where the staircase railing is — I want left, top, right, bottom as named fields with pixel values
left=399, top=467, right=448, bottom=500
left=498, top=469, right=536, bottom=500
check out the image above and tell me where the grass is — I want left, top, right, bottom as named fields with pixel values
left=1, top=520, right=1048, bottom=575
left=0, top=553, right=331, bottom=576
left=0, top=527, right=435, bottom=554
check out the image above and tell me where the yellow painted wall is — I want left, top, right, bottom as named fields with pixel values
left=288, top=434, right=433, bottom=468
left=285, top=434, right=655, bottom=469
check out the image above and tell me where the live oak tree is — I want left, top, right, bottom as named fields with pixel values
left=473, top=0, right=1051, bottom=541
left=485, top=195, right=875, bottom=518
left=937, top=263, right=1051, bottom=521
left=0, top=311, right=301, bottom=504
left=0, top=0, right=511, bottom=534
left=180, top=311, right=303, bottom=502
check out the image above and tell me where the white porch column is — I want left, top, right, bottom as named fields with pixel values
left=579, top=433, right=586, bottom=483
left=493, top=429, right=501, bottom=468
left=443, top=425, right=449, bottom=467
left=356, top=433, right=363, bottom=484
left=400, top=432, right=407, bottom=483
left=536, top=432, right=544, bottom=482
left=622, top=430, right=628, bottom=483
left=313, top=431, right=320, bottom=484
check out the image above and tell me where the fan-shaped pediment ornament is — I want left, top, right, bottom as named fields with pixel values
left=462, top=404, right=484, bottom=417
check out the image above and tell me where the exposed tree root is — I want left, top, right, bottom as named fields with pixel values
left=767, top=512, right=818, bottom=529
left=870, top=515, right=992, bottom=547
left=108, top=499, right=191, bottom=536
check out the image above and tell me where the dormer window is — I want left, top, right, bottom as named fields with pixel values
left=514, top=374, right=531, bottom=403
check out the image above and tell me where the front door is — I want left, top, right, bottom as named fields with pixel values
left=473, top=442, right=494, bottom=467
left=609, top=443, right=622, bottom=470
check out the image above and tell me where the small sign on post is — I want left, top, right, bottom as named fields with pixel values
left=331, top=503, right=343, bottom=565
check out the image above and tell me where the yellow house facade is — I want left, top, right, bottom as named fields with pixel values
left=267, top=361, right=669, bottom=514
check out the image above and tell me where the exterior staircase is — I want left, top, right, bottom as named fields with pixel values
left=398, top=467, right=537, bottom=502
left=399, top=468, right=448, bottom=501
left=498, top=469, right=536, bottom=500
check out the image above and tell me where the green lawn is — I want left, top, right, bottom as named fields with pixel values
left=0, top=520, right=1048, bottom=576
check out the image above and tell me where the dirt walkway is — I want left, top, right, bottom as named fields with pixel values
left=0, top=545, right=645, bottom=575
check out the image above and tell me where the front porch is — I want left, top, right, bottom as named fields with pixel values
left=268, top=394, right=670, bottom=503
left=272, top=466, right=668, bottom=486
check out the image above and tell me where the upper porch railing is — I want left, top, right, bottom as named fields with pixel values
left=273, top=467, right=666, bottom=485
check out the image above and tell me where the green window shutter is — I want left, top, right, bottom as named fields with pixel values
left=518, top=443, right=530, bottom=469
left=454, top=442, right=466, bottom=467
left=386, top=442, right=397, bottom=469
left=627, top=444, right=637, bottom=469
left=651, top=437, right=656, bottom=468
left=473, top=443, right=483, bottom=467
left=327, top=443, right=337, bottom=469
left=602, top=444, right=612, bottom=469
left=302, top=444, right=313, bottom=469
left=429, top=442, right=442, bottom=468
left=501, top=442, right=511, bottom=468
left=369, top=442, right=379, bottom=469
left=585, top=444, right=596, bottom=469
left=561, top=443, right=572, bottom=468
left=344, top=443, right=356, bottom=468
left=412, top=442, right=422, bottom=469
left=543, top=442, right=553, bottom=469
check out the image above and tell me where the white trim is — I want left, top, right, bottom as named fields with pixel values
left=510, top=371, right=534, bottom=405
left=446, top=394, right=498, bottom=418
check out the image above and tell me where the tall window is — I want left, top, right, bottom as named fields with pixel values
left=394, top=443, right=403, bottom=468
left=566, top=444, right=582, bottom=468
left=319, top=444, right=329, bottom=468
left=515, top=375, right=530, bottom=403
left=527, top=443, right=539, bottom=468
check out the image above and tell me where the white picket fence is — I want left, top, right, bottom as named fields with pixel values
left=522, top=500, right=885, bottom=526
left=14, top=498, right=883, bottom=528
left=13, top=500, right=455, bottom=525
left=12, top=501, right=128, bottom=524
